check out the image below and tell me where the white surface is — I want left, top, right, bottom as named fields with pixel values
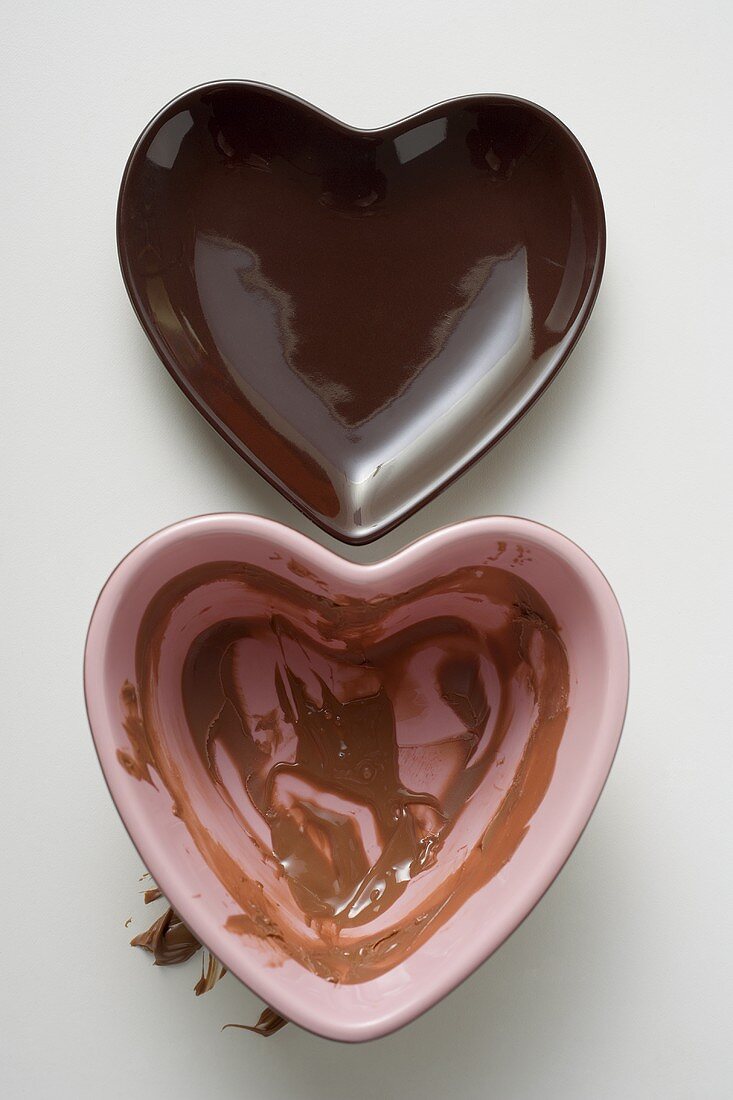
left=1, top=1, right=730, bottom=1096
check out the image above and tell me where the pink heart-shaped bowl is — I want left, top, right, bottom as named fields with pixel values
left=85, top=515, right=628, bottom=1041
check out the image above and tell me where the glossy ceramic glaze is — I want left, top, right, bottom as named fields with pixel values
left=118, top=83, right=605, bottom=543
left=85, top=515, right=627, bottom=1041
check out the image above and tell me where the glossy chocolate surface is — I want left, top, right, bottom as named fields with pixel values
left=118, top=82, right=604, bottom=542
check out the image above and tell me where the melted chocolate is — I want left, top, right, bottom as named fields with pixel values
left=121, top=559, right=569, bottom=983
left=130, top=905, right=201, bottom=966
left=194, top=951, right=227, bottom=997
left=223, top=1007, right=289, bottom=1038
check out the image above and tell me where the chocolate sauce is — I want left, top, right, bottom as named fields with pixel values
left=121, top=558, right=569, bottom=984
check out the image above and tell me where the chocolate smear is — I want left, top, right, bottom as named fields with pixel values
left=194, top=952, right=227, bottom=997
left=120, top=558, right=570, bottom=984
left=130, top=905, right=201, bottom=966
left=223, top=1007, right=289, bottom=1038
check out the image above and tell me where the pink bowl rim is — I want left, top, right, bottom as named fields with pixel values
left=84, top=514, right=629, bottom=1041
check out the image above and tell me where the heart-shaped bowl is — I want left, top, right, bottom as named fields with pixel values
left=85, top=515, right=627, bottom=1041
left=118, top=83, right=605, bottom=544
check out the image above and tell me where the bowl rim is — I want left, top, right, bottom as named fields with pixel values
left=116, top=82, right=607, bottom=544
left=84, top=513, right=629, bottom=1041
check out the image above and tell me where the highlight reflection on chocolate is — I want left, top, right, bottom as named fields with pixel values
left=119, top=559, right=569, bottom=984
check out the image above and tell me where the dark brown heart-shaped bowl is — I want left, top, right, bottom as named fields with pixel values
left=118, top=83, right=604, bottom=543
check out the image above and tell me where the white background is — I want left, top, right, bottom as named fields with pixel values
left=2, top=1, right=731, bottom=1096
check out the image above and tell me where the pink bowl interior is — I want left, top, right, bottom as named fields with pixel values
left=85, top=515, right=627, bottom=1041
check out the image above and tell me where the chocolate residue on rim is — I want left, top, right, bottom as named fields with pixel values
left=120, top=559, right=570, bottom=985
